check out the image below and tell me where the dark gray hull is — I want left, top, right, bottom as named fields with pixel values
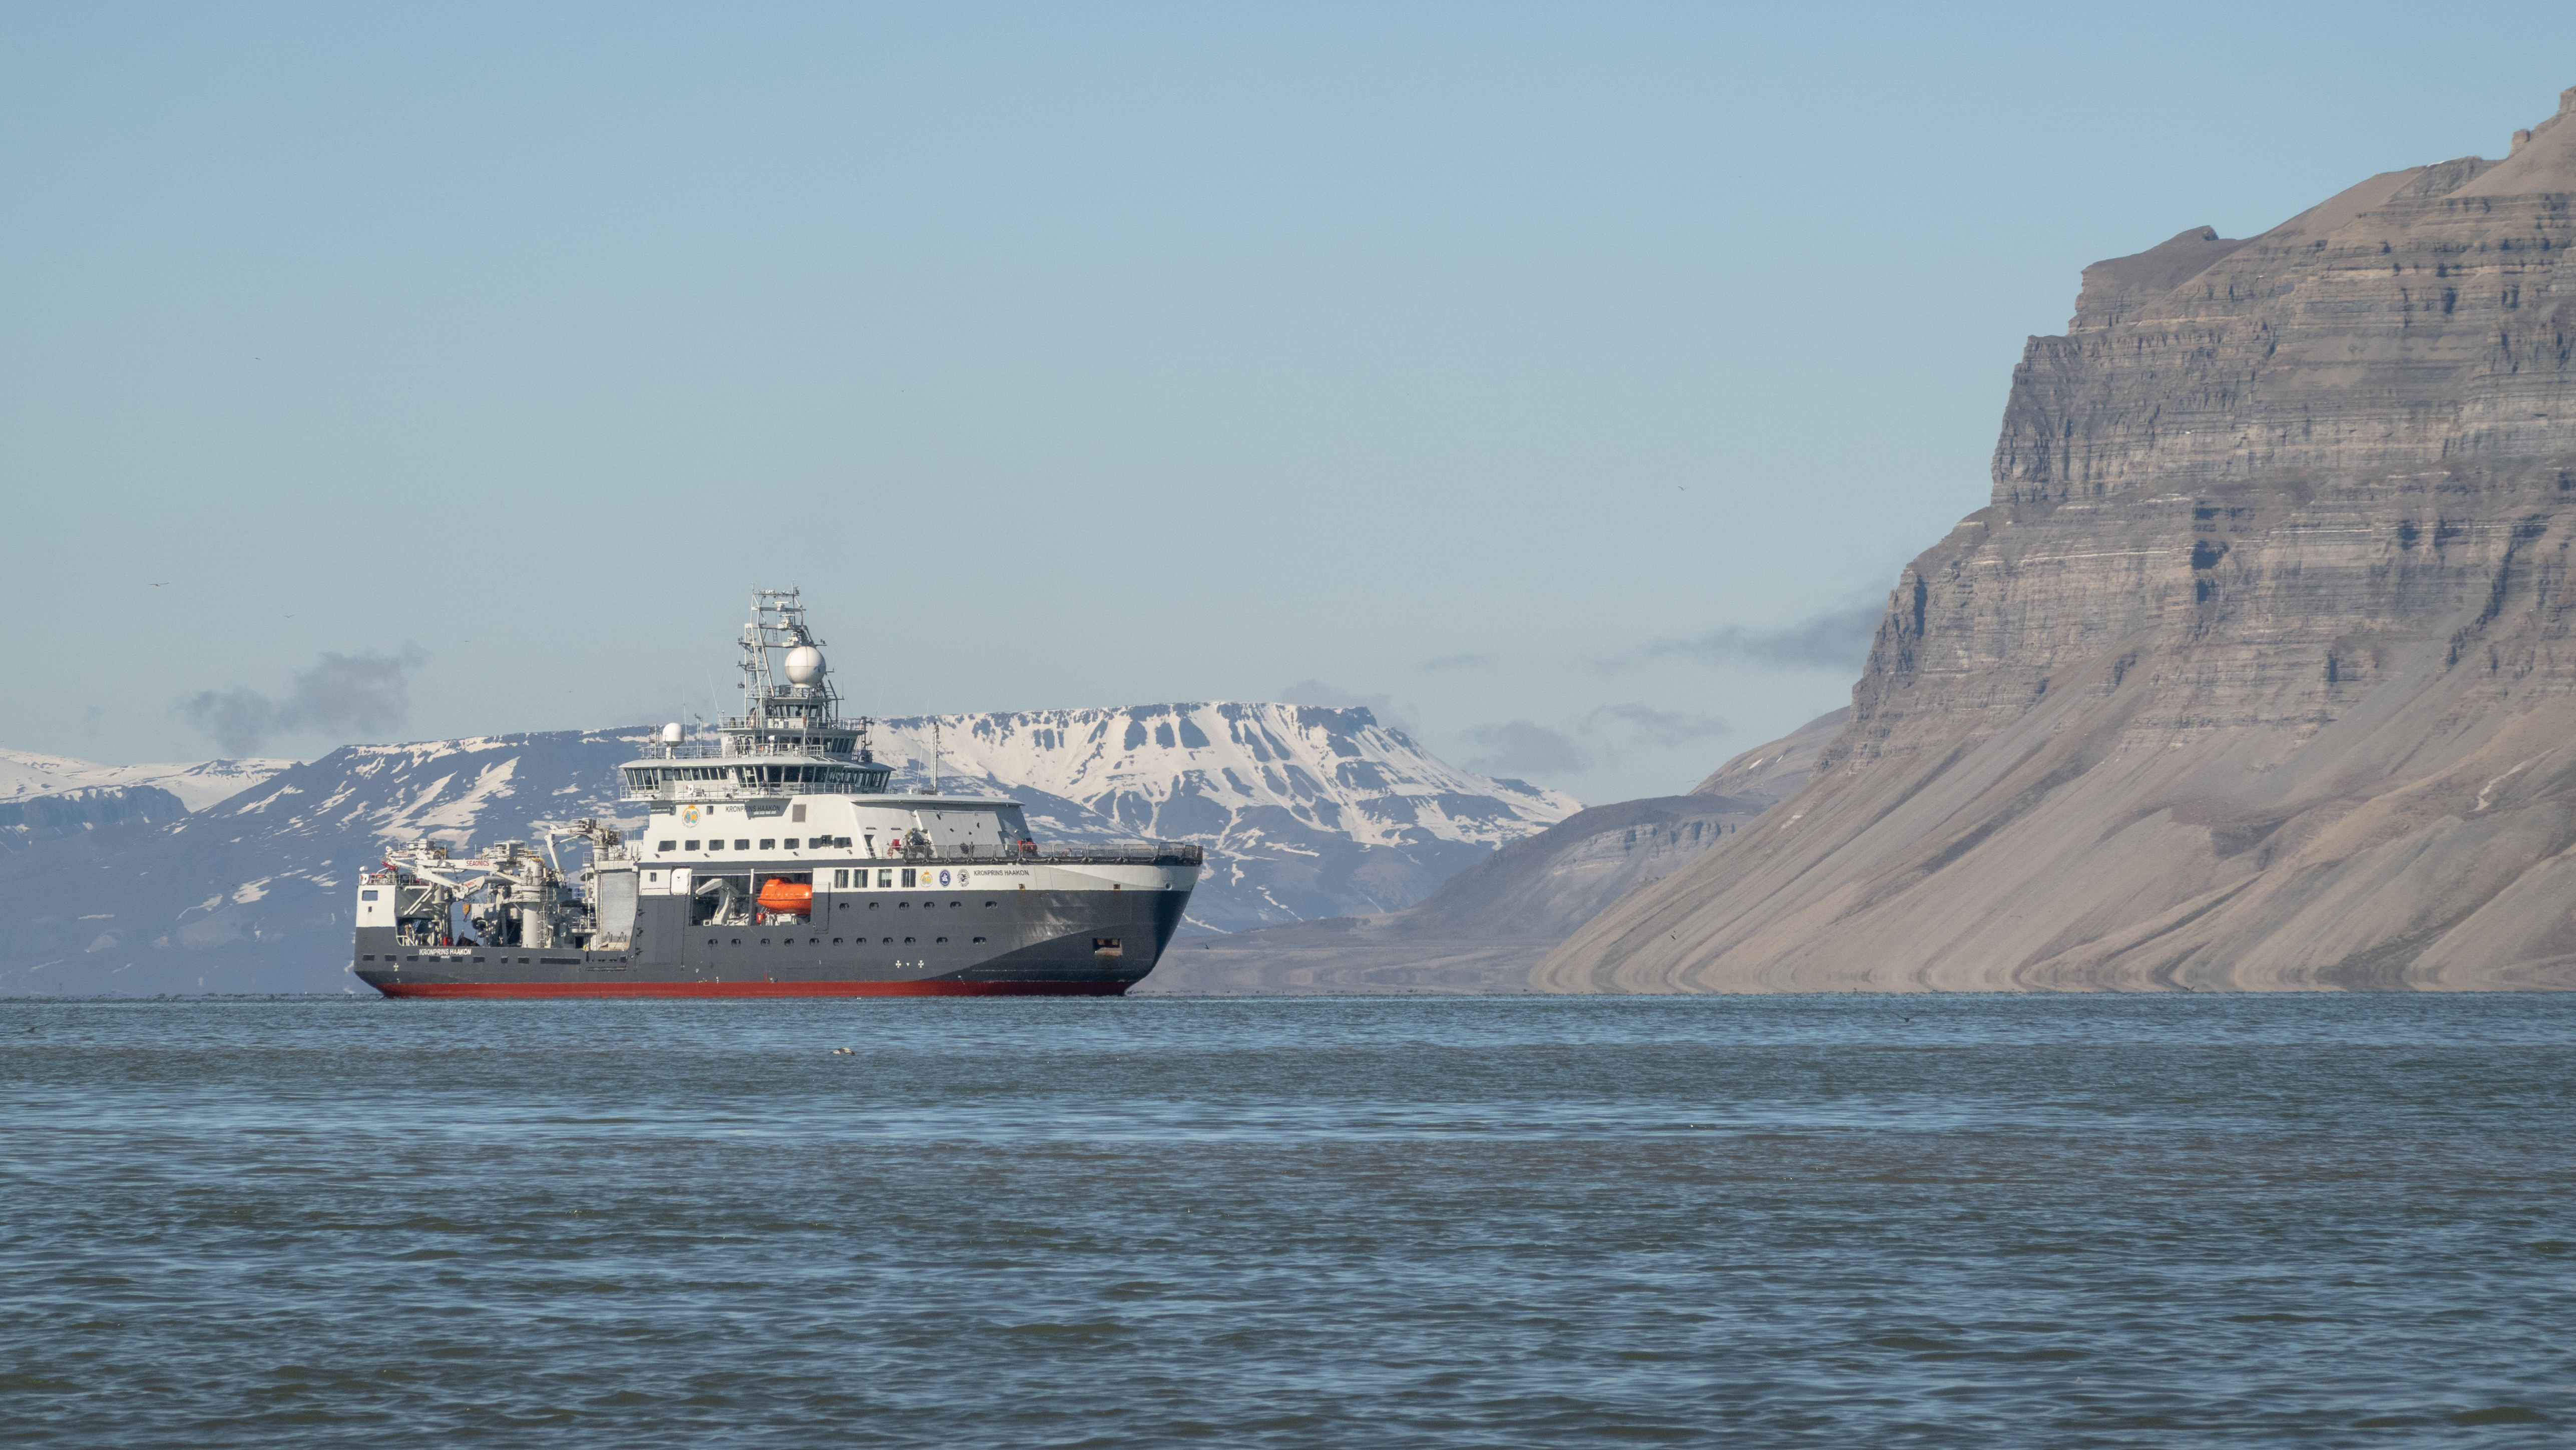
left=354, top=885, right=1189, bottom=998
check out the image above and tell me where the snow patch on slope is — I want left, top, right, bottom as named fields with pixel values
left=0, top=750, right=296, bottom=812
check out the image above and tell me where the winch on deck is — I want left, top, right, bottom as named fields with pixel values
left=365, top=820, right=634, bottom=951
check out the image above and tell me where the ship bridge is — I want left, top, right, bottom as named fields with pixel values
left=620, top=589, right=897, bottom=803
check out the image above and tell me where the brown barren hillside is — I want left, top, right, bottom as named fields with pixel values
left=1540, top=88, right=2576, bottom=993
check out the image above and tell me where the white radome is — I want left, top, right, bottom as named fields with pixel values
left=784, top=645, right=824, bottom=685
left=660, top=722, right=684, bottom=744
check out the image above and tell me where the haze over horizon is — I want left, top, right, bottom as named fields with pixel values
left=8, top=2, right=2575, bottom=802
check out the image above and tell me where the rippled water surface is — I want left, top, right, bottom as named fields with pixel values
left=4, top=994, right=2572, bottom=1446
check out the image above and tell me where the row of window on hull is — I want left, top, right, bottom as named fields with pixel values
left=661, top=837, right=852, bottom=852
left=624, top=764, right=891, bottom=792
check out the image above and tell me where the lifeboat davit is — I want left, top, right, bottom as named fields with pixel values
left=757, top=877, right=812, bottom=915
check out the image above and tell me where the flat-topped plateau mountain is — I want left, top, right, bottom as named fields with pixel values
left=1544, top=87, right=2576, bottom=993
left=0, top=703, right=1572, bottom=996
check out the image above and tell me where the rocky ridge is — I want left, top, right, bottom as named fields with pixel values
left=871, top=703, right=1578, bottom=931
left=1542, top=88, right=2576, bottom=993
left=0, top=749, right=292, bottom=811
left=0, top=703, right=1572, bottom=995
left=1158, top=711, right=1839, bottom=993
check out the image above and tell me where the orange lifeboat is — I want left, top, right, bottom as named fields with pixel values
left=757, top=877, right=812, bottom=916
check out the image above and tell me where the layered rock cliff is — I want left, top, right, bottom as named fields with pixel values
left=1540, top=88, right=2576, bottom=993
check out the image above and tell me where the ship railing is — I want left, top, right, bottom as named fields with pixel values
left=904, top=840, right=1205, bottom=867
left=636, top=740, right=872, bottom=761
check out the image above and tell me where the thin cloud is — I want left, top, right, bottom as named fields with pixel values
left=179, top=646, right=429, bottom=755
left=1645, top=599, right=1884, bottom=671
left=1462, top=720, right=1587, bottom=776
left=1589, top=703, right=1729, bottom=746
left=1277, top=679, right=1415, bottom=734
left=1416, top=652, right=1494, bottom=672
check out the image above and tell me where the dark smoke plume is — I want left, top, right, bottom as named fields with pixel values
left=179, top=646, right=428, bottom=755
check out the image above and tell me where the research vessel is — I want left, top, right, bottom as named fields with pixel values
left=350, top=590, right=1200, bottom=997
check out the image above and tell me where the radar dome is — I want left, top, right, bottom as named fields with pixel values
left=784, top=645, right=825, bottom=686
left=660, top=722, right=684, bottom=744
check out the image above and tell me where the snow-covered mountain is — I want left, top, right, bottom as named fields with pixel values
left=0, top=730, right=646, bottom=996
left=0, top=749, right=295, bottom=811
left=0, top=706, right=1577, bottom=995
left=872, top=704, right=1577, bottom=929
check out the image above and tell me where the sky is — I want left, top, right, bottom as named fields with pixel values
left=7, top=3, right=2575, bottom=803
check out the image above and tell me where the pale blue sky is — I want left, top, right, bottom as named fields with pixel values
left=7, top=3, right=2573, bottom=801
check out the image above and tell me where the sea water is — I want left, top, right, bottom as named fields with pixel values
left=2, top=994, right=2569, bottom=1446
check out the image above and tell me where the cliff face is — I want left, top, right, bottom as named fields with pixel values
left=1540, top=89, right=2576, bottom=993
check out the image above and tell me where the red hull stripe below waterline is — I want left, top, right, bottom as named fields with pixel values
left=368, top=979, right=1132, bottom=999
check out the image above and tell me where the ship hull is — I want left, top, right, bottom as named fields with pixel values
left=368, top=978, right=1134, bottom=999
left=353, top=881, right=1189, bottom=999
